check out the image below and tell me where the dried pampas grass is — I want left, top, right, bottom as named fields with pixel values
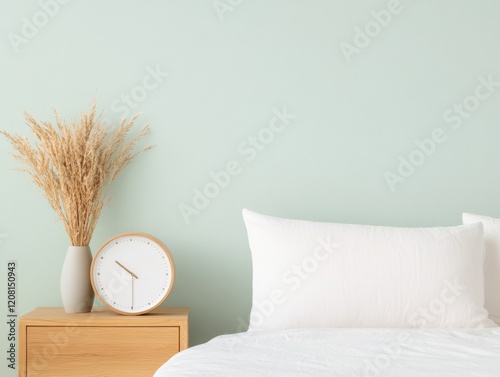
left=1, top=100, right=154, bottom=246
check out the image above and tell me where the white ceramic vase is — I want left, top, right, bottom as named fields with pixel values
left=60, top=246, right=94, bottom=313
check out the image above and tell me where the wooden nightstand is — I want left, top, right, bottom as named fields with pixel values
left=18, top=307, right=189, bottom=377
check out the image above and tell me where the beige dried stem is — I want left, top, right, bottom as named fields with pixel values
left=1, top=100, right=154, bottom=246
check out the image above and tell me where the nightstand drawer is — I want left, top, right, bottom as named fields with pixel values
left=26, top=326, right=179, bottom=377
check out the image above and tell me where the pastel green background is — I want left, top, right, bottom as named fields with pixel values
left=1, top=0, right=500, bottom=374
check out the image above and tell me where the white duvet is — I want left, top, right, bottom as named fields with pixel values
left=154, top=328, right=500, bottom=377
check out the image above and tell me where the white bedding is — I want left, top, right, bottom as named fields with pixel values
left=154, top=328, right=500, bottom=377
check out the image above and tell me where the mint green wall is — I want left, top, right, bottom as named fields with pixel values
left=1, top=1, right=500, bottom=374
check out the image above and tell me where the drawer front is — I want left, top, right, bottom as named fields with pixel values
left=26, top=326, right=179, bottom=377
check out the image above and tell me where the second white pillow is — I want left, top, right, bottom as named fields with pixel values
left=463, top=212, right=500, bottom=325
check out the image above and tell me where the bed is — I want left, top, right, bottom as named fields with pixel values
left=154, top=210, right=500, bottom=376
left=155, top=327, right=500, bottom=376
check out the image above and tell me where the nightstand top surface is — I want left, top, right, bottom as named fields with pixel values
left=20, top=306, right=189, bottom=326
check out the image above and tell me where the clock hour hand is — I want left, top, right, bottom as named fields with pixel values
left=115, top=261, right=139, bottom=279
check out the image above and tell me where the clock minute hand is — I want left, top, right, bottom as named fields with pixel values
left=115, top=261, right=139, bottom=279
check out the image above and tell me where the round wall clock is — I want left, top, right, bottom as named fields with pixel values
left=90, top=232, right=175, bottom=315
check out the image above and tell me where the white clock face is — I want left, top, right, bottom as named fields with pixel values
left=91, top=233, right=174, bottom=315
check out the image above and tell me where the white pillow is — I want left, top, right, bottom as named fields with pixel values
left=243, top=209, right=495, bottom=331
left=463, top=213, right=500, bottom=325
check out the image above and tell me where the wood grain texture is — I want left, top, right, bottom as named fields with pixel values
left=19, top=307, right=189, bottom=377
